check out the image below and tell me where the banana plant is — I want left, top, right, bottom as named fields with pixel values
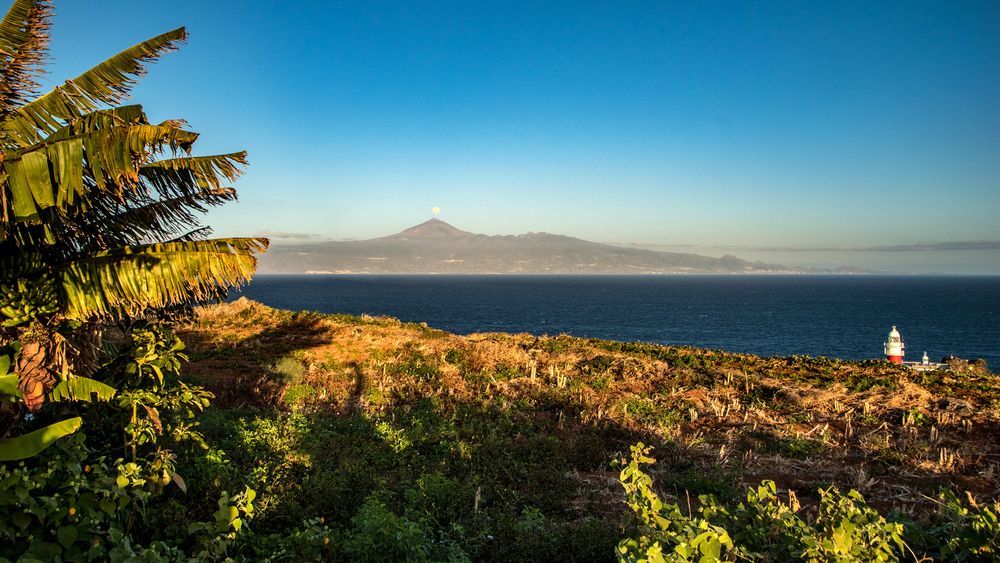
left=0, top=0, right=267, bottom=458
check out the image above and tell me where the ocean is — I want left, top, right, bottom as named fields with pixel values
left=233, top=275, right=1000, bottom=369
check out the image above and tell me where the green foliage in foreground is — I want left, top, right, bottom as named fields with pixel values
left=8, top=427, right=996, bottom=561
left=616, top=443, right=1000, bottom=562
left=0, top=325, right=264, bottom=561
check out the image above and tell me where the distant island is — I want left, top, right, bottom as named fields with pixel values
left=258, top=219, right=867, bottom=274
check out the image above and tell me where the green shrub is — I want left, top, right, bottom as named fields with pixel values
left=579, top=355, right=616, bottom=375
left=245, top=517, right=336, bottom=562
left=661, top=465, right=738, bottom=501
left=341, top=497, right=439, bottom=562
left=617, top=446, right=1000, bottom=561
left=622, top=397, right=687, bottom=428
left=272, top=356, right=307, bottom=384
left=282, top=384, right=317, bottom=410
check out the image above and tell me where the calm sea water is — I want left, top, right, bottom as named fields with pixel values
left=234, top=275, right=1000, bottom=369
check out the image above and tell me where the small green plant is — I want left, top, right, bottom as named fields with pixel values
left=112, top=325, right=214, bottom=491
left=444, top=348, right=468, bottom=366
left=622, top=397, right=687, bottom=428
left=387, top=347, right=441, bottom=384
left=375, top=420, right=412, bottom=453
left=579, top=355, right=615, bottom=375
left=587, top=374, right=611, bottom=392
left=662, top=466, right=737, bottom=501
left=909, top=490, right=1000, bottom=560
left=616, top=443, right=735, bottom=562
left=245, top=517, right=336, bottom=561
left=772, top=436, right=825, bottom=460
left=186, top=487, right=257, bottom=559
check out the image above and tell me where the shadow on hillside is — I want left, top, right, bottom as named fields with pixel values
left=194, top=388, right=643, bottom=562
left=182, top=314, right=332, bottom=407
left=346, top=362, right=365, bottom=415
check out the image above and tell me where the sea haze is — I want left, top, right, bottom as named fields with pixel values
left=234, top=275, right=1000, bottom=370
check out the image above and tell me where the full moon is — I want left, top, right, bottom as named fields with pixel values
left=432, top=207, right=441, bottom=215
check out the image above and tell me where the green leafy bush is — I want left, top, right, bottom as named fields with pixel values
left=616, top=443, right=905, bottom=562
left=0, top=434, right=255, bottom=561
left=617, top=443, right=735, bottom=562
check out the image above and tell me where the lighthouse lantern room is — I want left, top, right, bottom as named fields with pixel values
left=884, top=326, right=905, bottom=364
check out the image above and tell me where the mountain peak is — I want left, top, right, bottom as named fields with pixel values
left=388, top=218, right=474, bottom=240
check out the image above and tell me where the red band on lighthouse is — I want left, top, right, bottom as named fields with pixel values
left=884, top=326, right=905, bottom=364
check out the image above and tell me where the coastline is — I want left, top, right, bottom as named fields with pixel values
left=232, top=275, right=1000, bottom=369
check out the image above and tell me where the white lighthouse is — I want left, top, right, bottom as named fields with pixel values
left=884, top=326, right=905, bottom=364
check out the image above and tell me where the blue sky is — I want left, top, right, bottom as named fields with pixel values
left=42, top=1, right=1000, bottom=273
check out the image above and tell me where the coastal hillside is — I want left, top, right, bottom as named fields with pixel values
left=174, top=298, right=1000, bottom=560
left=258, top=219, right=832, bottom=274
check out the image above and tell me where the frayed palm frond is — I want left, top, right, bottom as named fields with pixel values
left=2, top=27, right=186, bottom=146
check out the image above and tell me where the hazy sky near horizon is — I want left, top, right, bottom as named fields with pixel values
left=43, top=1, right=1000, bottom=273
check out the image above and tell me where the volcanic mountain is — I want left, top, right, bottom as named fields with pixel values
left=257, top=219, right=811, bottom=274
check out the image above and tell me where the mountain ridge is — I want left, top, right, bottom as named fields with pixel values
left=257, top=219, right=857, bottom=274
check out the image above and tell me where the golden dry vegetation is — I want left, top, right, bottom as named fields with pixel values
left=179, top=297, right=1000, bottom=529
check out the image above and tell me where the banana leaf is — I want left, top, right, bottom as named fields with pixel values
left=0, top=373, right=16, bottom=399
left=48, top=377, right=116, bottom=402
left=0, top=374, right=116, bottom=402
left=0, top=417, right=82, bottom=461
left=3, top=27, right=187, bottom=146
